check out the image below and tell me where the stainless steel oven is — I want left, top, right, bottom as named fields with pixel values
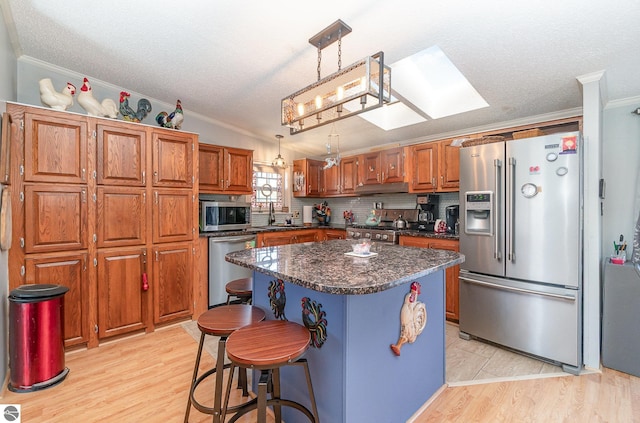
left=199, top=201, right=251, bottom=232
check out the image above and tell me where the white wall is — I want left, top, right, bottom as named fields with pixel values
left=0, top=0, right=17, bottom=393
left=602, top=99, right=640, bottom=255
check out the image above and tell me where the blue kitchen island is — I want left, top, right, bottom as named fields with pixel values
left=226, top=239, right=464, bottom=423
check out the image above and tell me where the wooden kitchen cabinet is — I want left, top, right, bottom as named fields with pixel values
left=24, top=252, right=89, bottom=347
left=438, top=139, right=460, bottom=191
left=380, top=147, right=405, bottom=183
left=96, top=186, right=147, bottom=248
left=96, top=122, right=146, bottom=186
left=152, top=131, right=194, bottom=188
left=8, top=103, right=199, bottom=349
left=97, top=247, right=149, bottom=339
left=257, top=229, right=320, bottom=247
left=408, top=139, right=459, bottom=193
left=323, top=229, right=346, bottom=240
left=399, top=236, right=460, bottom=322
left=152, top=242, right=193, bottom=324
left=23, top=110, right=88, bottom=184
left=324, top=162, right=340, bottom=196
left=408, top=142, right=438, bottom=192
left=199, top=144, right=253, bottom=194
left=340, top=155, right=358, bottom=195
left=359, top=152, right=381, bottom=185
left=152, top=188, right=194, bottom=244
left=23, top=184, right=88, bottom=253
left=293, top=158, right=324, bottom=197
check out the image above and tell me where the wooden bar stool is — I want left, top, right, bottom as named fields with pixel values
left=225, top=277, right=253, bottom=305
left=184, top=304, right=266, bottom=423
left=221, top=320, right=319, bottom=423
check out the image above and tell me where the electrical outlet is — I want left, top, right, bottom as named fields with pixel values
left=293, top=210, right=300, bottom=218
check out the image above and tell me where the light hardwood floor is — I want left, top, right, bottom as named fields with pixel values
left=1, top=321, right=639, bottom=422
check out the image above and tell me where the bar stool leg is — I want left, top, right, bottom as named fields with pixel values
left=211, top=337, right=227, bottom=423
left=257, top=370, right=270, bottom=423
left=272, top=368, right=282, bottom=423
left=298, top=359, right=319, bottom=423
left=184, top=332, right=206, bottom=423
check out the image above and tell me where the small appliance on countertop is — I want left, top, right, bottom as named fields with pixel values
left=445, top=205, right=459, bottom=234
left=416, top=194, right=439, bottom=231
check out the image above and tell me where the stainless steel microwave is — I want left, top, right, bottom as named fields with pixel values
left=199, top=201, right=251, bottom=232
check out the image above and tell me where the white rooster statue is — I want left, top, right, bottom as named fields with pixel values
left=39, top=78, right=76, bottom=111
left=77, top=77, right=118, bottom=118
left=390, top=281, right=427, bottom=356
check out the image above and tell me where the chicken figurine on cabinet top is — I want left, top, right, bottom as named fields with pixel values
left=119, top=91, right=152, bottom=122
left=155, top=99, right=184, bottom=130
left=39, top=78, right=76, bottom=111
left=77, top=77, right=118, bottom=118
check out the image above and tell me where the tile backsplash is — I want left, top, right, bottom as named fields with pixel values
left=272, top=192, right=461, bottom=227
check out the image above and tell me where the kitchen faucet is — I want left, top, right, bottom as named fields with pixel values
left=268, top=202, right=276, bottom=225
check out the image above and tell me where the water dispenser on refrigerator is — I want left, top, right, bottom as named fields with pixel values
left=464, top=191, right=493, bottom=235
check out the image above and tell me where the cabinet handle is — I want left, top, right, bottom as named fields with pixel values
left=382, top=171, right=385, bottom=181
left=142, top=171, right=146, bottom=185
left=154, top=191, right=158, bottom=204
left=82, top=168, right=86, bottom=181
left=82, top=189, right=87, bottom=203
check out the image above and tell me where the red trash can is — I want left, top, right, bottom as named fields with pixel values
left=8, top=284, right=70, bottom=392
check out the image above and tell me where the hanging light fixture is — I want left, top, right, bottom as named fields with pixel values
left=281, top=19, right=391, bottom=135
left=272, top=134, right=287, bottom=168
left=323, top=124, right=341, bottom=169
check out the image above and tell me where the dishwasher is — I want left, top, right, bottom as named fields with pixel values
left=208, top=234, right=255, bottom=307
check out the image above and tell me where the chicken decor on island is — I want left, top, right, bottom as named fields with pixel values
left=38, top=78, right=76, bottom=111
left=155, top=99, right=184, bottom=130
left=119, top=91, right=152, bottom=122
left=77, top=77, right=118, bottom=118
left=390, top=281, right=427, bottom=356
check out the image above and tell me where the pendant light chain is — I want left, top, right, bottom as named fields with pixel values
left=338, top=29, right=342, bottom=71
left=317, top=45, right=322, bottom=82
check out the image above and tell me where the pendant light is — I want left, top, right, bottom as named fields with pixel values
left=272, top=134, right=287, bottom=168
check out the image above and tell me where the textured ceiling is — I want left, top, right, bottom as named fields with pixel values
left=3, top=0, right=640, bottom=156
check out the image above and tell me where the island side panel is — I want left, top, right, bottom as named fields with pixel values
left=252, top=269, right=445, bottom=423
left=344, top=270, right=445, bottom=422
left=252, top=271, right=348, bottom=422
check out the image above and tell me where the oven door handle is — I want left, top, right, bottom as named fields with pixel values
left=209, top=235, right=256, bottom=243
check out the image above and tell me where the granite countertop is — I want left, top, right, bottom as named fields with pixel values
left=225, top=239, right=464, bottom=296
left=200, top=226, right=459, bottom=240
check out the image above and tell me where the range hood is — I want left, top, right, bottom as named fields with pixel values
left=354, top=182, right=409, bottom=195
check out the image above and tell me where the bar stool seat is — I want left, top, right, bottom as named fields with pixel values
left=225, top=277, right=253, bottom=305
left=184, top=304, right=265, bottom=423
left=221, top=320, right=319, bottom=423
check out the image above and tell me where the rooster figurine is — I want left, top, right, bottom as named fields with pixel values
left=119, top=91, right=152, bottom=122
left=77, top=78, right=118, bottom=118
left=155, top=99, right=184, bottom=130
left=390, top=282, right=427, bottom=356
left=39, top=78, right=76, bottom=111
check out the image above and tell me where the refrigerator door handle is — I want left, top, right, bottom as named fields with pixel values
left=507, top=157, right=516, bottom=261
left=459, top=275, right=576, bottom=301
left=494, top=158, right=502, bottom=260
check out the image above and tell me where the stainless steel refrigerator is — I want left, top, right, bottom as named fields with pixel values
left=458, top=131, right=582, bottom=373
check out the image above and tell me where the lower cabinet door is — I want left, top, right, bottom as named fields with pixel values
left=97, top=247, right=149, bottom=339
left=24, top=252, right=89, bottom=347
left=153, top=242, right=193, bottom=324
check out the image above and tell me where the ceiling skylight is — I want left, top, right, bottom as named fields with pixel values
left=359, top=45, right=489, bottom=130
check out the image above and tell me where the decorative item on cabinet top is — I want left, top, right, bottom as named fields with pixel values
left=77, top=77, right=118, bottom=118
left=155, top=100, right=184, bottom=130
left=119, top=91, right=152, bottom=122
left=38, top=78, right=76, bottom=111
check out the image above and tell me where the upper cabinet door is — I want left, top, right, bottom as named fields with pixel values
left=340, top=155, right=358, bottom=195
left=152, top=131, right=194, bottom=188
left=96, top=123, right=146, bottom=186
left=438, top=139, right=460, bottom=191
left=198, top=144, right=224, bottom=192
left=24, top=111, right=88, bottom=184
left=360, top=152, right=381, bottom=185
left=409, top=143, right=438, bottom=192
left=224, top=147, right=253, bottom=193
left=381, top=147, right=405, bottom=183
